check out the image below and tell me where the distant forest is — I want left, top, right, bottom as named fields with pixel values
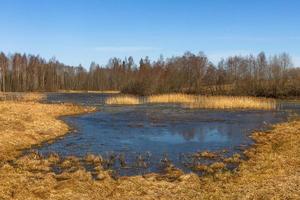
left=0, top=51, right=300, bottom=97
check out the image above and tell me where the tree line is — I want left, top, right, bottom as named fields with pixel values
left=0, top=51, right=299, bottom=97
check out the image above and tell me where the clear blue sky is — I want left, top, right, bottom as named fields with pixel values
left=1, top=0, right=300, bottom=67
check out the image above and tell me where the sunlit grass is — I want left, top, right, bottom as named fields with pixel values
left=147, top=93, right=196, bottom=104
left=147, top=93, right=276, bottom=110
left=105, top=93, right=276, bottom=110
left=0, top=93, right=298, bottom=199
left=0, top=102, right=298, bottom=199
left=58, top=90, right=120, bottom=94
left=105, top=95, right=141, bottom=105
left=22, top=93, right=46, bottom=101
left=187, top=95, right=276, bottom=110
left=0, top=92, right=45, bottom=102
left=0, top=100, right=95, bottom=161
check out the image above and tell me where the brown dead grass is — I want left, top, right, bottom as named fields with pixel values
left=106, top=93, right=276, bottom=110
left=188, top=95, right=276, bottom=110
left=148, top=94, right=276, bottom=110
left=105, top=95, right=141, bottom=105
left=58, top=90, right=120, bottom=94
left=148, top=93, right=196, bottom=104
left=0, top=94, right=299, bottom=199
left=0, top=92, right=45, bottom=102
left=0, top=99, right=95, bottom=161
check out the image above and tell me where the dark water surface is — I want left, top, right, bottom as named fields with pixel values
left=34, top=93, right=299, bottom=175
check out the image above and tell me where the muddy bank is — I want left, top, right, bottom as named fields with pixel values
left=0, top=96, right=299, bottom=199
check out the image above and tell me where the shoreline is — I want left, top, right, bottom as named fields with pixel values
left=0, top=100, right=96, bottom=161
left=0, top=97, right=299, bottom=199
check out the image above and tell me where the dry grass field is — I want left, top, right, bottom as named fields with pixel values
left=0, top=93, right=299, bottom=199
left=0, top=94, right=96, bottom=160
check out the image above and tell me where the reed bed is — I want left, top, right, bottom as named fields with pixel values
left=22, top=93, right=46, bottom=101
left=105, top=95, right=141, bottom=105
left=147, top=93, right=197, bottom=104
left=105, top=93, right=276, bottom=110
left=147, top=94, right=276, bottom=110
left=187, top=96, right=276, bottom=110
left=58, top=90, right=120, bottom=94
left=0, top=92, right=45, bottom=102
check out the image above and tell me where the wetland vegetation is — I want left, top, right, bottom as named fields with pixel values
left=1, top=0, right=300, bottom=198
left=105, top=93, right=276, bottom=110
left=0, top=93, right=299, bottom=199
left=0, top=50, right=300, bottom=199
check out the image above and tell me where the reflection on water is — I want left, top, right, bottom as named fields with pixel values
left=35, top=93, right=296, bottom=175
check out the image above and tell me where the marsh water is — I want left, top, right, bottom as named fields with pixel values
left=34, top=93, right=299, bottom=175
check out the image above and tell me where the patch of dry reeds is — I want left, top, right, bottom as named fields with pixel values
left=106, top=93, right=276, bottom=110
left=147, top=93, right=196, bottom=104
left=187, top=95, right=276, bottom=110
left=148, top=94, right=276, bottom=110
left=105, top=95, right=141, bottom=105
left=0, top=92, right=45, bottom=102
left=58, top=90, right=120, bottom=94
